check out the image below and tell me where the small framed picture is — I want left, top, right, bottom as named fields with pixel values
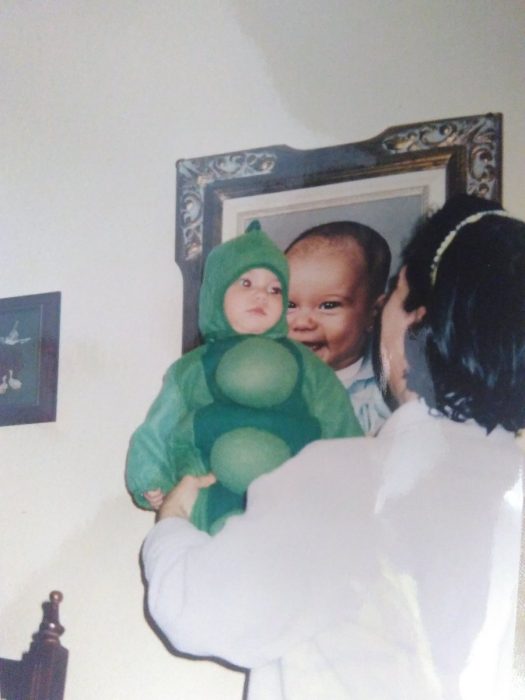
left=0, top=292, right=61, bottom=427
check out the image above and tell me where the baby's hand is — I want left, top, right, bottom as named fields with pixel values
left=144, top=489, right=165, bottom=510
left=158, top=474, right=217, bottom=521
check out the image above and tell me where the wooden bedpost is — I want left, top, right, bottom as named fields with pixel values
left=0, top=591, right=68, bottom=700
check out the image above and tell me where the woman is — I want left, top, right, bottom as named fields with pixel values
left=142, top=195, right=525, bottom=700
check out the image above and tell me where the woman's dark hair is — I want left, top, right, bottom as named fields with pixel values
left=400, top=194, right=525, bottom=432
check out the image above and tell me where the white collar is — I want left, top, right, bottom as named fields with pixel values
left=335, top=356, right=364, bottom=384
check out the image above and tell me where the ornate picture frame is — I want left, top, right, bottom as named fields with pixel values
left=0, top=291, right=61, bottom=427
left=175, top=113, right=502, bottom=352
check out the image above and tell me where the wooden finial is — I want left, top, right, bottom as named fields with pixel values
left=37, top=591, right=65, bottom=643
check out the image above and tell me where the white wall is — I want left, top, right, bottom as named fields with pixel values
left=0, top=1, right=523, bottom=698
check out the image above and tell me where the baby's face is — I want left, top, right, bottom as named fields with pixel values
left=224, top=267, right=283, bottom=335
left=287, top=243, right=377, bottom=370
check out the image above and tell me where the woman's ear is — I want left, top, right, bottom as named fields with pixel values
left=374, top=293, right=387, bottom=314
left=366, top=293, right=387, bottom=332
left=411, top=305, right=427, bottom=325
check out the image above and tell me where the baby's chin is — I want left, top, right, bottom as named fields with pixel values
left=298, top=340, right=329, bottom=362
left=233, top=318, right=276, bottom=335
left=296, top=340, right=356, bottom=372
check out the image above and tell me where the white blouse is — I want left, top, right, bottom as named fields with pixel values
left=143, top=400, right=523, bottom=700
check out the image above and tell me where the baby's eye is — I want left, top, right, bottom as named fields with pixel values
left=287, top=300, right=297, bottom=309
left=239, top=277, right=251, bottom=288
left=320, top=301, right=341, bottom=310
left=269, top=286, right=282, bottom=295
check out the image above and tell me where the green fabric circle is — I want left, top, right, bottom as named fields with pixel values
left=210, top=427, right=292, bottom=494
left=215, top=337, right=298, bottom=408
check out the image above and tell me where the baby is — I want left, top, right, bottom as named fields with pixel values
left=126, top=221, right=361, bottom=534
left=286, top=221, right=391, bottom=435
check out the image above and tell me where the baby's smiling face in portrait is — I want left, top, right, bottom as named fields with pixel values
left=287, top=241, right=377, bottom=370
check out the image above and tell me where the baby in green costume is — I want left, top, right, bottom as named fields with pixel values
left=126, top=222, right=362, bottom=533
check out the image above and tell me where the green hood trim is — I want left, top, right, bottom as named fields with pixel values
left=198, top=222, right=289, bottom=341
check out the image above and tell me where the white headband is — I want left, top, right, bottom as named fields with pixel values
left=430, top=209, right=512, bottom=286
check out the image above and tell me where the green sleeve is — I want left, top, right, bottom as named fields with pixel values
left=125, top=347, right=212, bottom=509
left=296, top=343, right=363, bottom=439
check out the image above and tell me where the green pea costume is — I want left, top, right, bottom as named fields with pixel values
left=126, top=223, right=362, bottom=533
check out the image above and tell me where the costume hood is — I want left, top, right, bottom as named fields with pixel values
left=198, top=221, right=289, bottom=341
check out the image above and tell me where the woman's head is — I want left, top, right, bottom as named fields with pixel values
left=382, top=194, right=525, bottom=432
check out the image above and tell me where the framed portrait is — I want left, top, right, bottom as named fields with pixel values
left=0, top=291, right=61, bottom=427
left=175, top=113, right=502, bottom=353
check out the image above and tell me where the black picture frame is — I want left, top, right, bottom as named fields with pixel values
left=175, top=113, right=502, bottom=352
left=0, top=292, right=61, bottom=427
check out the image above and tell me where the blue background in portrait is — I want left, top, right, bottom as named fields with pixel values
left=256, top=194, right=423, bottom=276
left=0, top=307, right=42, bottom=406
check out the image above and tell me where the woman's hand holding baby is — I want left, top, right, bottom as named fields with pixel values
left=144, top=489, right=165, bottom=510
left=157, top=474, right=217, bottom=521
